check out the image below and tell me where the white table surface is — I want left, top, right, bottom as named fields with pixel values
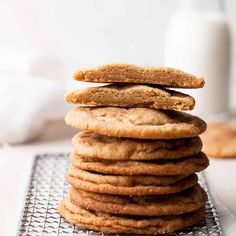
left=0, top=120, right=236, bottom=236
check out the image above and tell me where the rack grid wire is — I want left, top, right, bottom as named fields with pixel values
left=18, top=153, right=222, bottom=236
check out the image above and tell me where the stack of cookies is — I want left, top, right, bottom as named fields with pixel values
left=58, top=64, right=209, bottom=234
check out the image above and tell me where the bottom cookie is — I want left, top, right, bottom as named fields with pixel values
left=58, top=195, right=205, bottom=235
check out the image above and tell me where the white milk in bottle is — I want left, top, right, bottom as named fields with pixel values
left=164, top=0, right=231, bottom=120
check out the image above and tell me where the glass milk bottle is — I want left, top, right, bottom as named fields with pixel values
left=163, top=0, right=231, bottom=120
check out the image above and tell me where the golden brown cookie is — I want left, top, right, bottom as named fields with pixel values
left=73, top=131, right=203, bottom=161
left=65, top=107, right=207, bottom=139
left=70, top=184, right=207, bottom=216
left=65, top=84, right=195, bottom=110
left=201, top=123, right=236, bottom=158
left=73, top=64, right=204, bottom=88
left=68, top=166, right=189, bottom=187
left=70, top=151, right=209, bottom=176
left=67, top=173, right=198, bottom=195
left=58, top=195, right=205, bottom=234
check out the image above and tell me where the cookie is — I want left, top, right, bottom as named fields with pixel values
left=70, top=184, right=207, bottom=216
left=58, top=195, right=205, bottom=234
left=65, top=107, right=207, bottom=139
left=65, top=84, right=195, bottom=111
left=67, top=173, right=198, bottom=195
left=70, top=151, right=209, bottom=176
left=201, top=123, right=236, bottom=158
left=73, top=64, right=204, bottom=88
left=72, top=131, right=202, bottom=161
left=68, top=166, right=189, bottom=187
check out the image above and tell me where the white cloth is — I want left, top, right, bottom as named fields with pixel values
left=0, top=49, right=67, bottom=144
left=0, top=77, right=66, bottom=143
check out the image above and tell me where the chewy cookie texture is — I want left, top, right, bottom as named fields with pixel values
left=73, top=63, right=204, bottom=88
left=59, top=63, right=209, bottom=234
left=65, top=84, right=195, bottom=110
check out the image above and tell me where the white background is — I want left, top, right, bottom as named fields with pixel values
left=1, top=0, right=236, bottom=78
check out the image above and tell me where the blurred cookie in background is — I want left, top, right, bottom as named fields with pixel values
left=201, top=123, right=236, bottom=158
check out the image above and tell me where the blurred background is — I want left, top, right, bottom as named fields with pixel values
left=1, top=0, right=236, bottom=144
left=1, top=1, right=236, bottom=235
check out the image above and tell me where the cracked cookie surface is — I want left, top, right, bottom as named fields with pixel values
left=65, top=107, right=207, bottom=139
left=72, top=131, right=202, bottom=160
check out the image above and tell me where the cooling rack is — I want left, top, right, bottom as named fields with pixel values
left=18, top=153, right=222, bottom=236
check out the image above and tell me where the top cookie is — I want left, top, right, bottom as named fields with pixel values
left=65, top=107, right=207, bottom=139
left=73, top=64, right=204, bottom=88
left=201, top=123, right=236, bottom=158
left=65, top=84, right=195, bottom=111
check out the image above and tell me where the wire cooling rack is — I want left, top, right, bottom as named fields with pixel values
left=18, top=153, right=222, bottom=236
